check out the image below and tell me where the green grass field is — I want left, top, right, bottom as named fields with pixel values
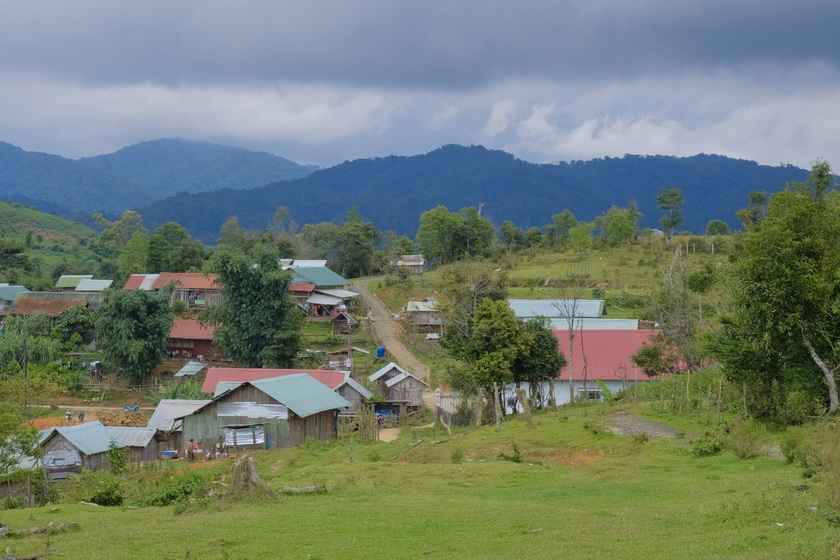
left=3, top=403, right=837, bottom=559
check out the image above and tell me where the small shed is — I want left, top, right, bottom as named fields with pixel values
left=332, top=311, right=358, bottom=334
left=180, top=374, right=351, bottom=451
left=106, top=427, right=161, bottom=464
left=39, top=421, right=123, bottom=479
left=396, top=254, right=425, bottom=276
left=168, top=319, right=217, bottom=360
left=369, top=362, right=428, bottom=415
left=405, top=298, right=444, bottom=333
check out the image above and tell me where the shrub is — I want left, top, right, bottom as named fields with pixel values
left=499, top=444, right=523, bottom=463
left=138, top=471, right=210, bottom=507
left=70, top=470, right=124, bottom=506
left=726, top=419, right=763, bottom=460
left=693, top=429, right=724, bottom=457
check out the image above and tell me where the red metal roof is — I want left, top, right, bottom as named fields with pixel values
left=202, top=368, right=346, bottom=394
left=122, top=275, right=145, bottom=290
left=12, top=297, right=89, bottom=317
left=553, top=329, right=659, bottom=381
left=152, top=272, right=219, bottom=290
left=290, top=282, right=316, bottom=293
left=169, top=319, right=215, bottom=341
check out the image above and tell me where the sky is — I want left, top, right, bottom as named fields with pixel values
left=2, top=1, right=839, bottom=169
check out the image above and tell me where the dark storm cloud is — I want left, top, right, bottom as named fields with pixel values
left=3, top=1, right=839, bottom=88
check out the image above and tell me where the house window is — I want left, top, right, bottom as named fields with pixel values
left=577, top=388, right=602, bottom=402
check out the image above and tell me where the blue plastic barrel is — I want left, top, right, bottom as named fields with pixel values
left=376, top=346, right=385, bottom=358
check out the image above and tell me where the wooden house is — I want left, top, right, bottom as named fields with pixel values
left=369, top=362, right=428, bottom=418
left=180, top=374, right=351, bottom=452
left=396, top=254, right=426, bottom=276
left=167, top=319, right=218, bottom=360
left=202, top=367, right=371, bottom=416
left=404, top=298, right=444, bottom=333
left=288, top=266, right=358, bottom=316
left=38, top=421, right=124, bottom=479
left=106, top=427, right=161, bottom=464
left=126, top=272, right=222, bottom=309
left=11, top=294, right=91, bottom=319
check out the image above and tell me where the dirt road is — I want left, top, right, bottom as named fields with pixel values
left=354, top=278, right=431, bottom=383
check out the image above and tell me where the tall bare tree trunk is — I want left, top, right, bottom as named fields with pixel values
left=474, top=387, right=485, bottom=427
left=802, top=332, right=839, bottom=414
left=492, top=383, right=502, bottom=431
left=516, top=388, right=533, bottom=428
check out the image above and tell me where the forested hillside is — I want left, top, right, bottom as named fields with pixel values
left=80, top=138, right=318, bottom=198
left=138, top=146, right=810, bottom=243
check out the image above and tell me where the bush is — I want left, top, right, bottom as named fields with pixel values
left=726, top=418, right=763, bottom=460
left=138, top=471, right=210, bottom=507
left=71, top=470, right=124, bottom=506
left=693, top=429, right=724, bottom=457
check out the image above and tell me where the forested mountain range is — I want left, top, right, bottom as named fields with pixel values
left=0, top=139, right=317, bottom=216
left=138, top=145, right=810, bottom=243
left=0, top=139, right=814, bottom=244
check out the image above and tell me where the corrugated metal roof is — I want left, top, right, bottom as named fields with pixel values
left=385, top=372, right=409, bottom=387
left=174, top=361, right=207, bottom=377
left=292, top=267, right=350, bottom=287
left=14, top=291, right=103, bottom=309
left=55, top=275, right=93, bottom=289
left=250, top=374, right=351, bottom=417
left=152, top=272, right=219, bottom=290
left=553, top=329, right=658, bottom=381
left=369, top=362, right=408, bottom=382
left=342, top=376, right=373, bottom=399
left=170, top=319, right=215, bottom=341
left=509, top=299, right=605, bottom=319
left=406, top=301, right=438, bottom=312
left=217, top=402, right=288, bottom=419
left=75, top=279, right=113, bottom=292
left=147, top=399, right=210, bottom=431
left=548, top=318, right=639, bottom=331
left=316, top=288, right=358, bottom=299
left=0, top=285, right=29, bottom=303
left=107, top=427, right=157, bottom=447
left=306, top=293, right=342, bottom=306
left=202, top=367, right=346, bottom=394
left=290, top=259, right=328, bottom=268
left=12, top=296, right=89, bottom=317
left=290, top=282, right=316, bottom=293
left=39, top=421, right=121, bottom=456
left=123, top=273, right=160, bottom=291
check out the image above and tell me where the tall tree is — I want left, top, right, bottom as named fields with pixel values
left=148, top=222, right=204, bottom=272
left=203, top=246, right=302, bottom=368
left=335, top=207, right=380, bottom=278
left=511, top=318, right=567, bottom=407
left=655, top=188, right=685, bottom=241
left=97, top=288, right=174, bottom=385
left=719, top=161, right=840, bottom=415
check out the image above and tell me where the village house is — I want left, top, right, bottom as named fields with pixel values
left=179, top=374, right=351, bottom=452
left=38, top=421, right=124, bottom=479
left=550, top=329, right=659, bottom=404
left=0, top=284, right=29, bottom=327
left=10, top=293, right=94, bottom=319
left=395, top=254, right=426, bottom=276
left=124, top=272, right=222, bottom=309
left=54, top=275, right=93, bottom=292
left=369, top=362, right=428, bottom=420
left=167, top=318, right=218, bottom=360
left=202, top=367, right=371, bottom=416
left=508, top=299, right=606, bottom=321
left=106, top=427, right=162, bottom=464
left=286, top=264, right=358, bottom=317
left=403, top=297, right=444, bottom=334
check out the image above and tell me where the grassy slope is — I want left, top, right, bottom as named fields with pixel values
left=3, top=403, right=837, bottom=559
left=0, top=202, right=95, bottom=243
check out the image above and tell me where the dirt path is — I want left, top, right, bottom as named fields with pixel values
left=354, top=278, right=431, bottom=383
left=354, top=278, right=436, bottom=410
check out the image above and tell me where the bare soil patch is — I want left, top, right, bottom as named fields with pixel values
left=609, top=413, right=681, bottom=439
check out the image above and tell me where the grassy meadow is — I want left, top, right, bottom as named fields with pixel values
left=3, top=402, right=838, bottom=559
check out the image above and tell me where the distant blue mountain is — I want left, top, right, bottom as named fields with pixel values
left=137, top=145, right=810, bottom=243
left=79, top=138, right=318, bottom=198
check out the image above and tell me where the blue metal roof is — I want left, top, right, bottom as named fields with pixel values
left=0, top=285, right=29, bottom=303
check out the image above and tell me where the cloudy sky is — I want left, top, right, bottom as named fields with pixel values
left=2, top=1, right=839, bottom=168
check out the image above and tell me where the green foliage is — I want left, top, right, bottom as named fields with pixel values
left=416, top=205, right=495, bottom=264
left=498, top=443, right=524, bottom=463
left=655, top=188, right=685, bottom=239
left=52, top=305, right=97, bottom=346
left=96, top=287, right=174, bottom=385
left=203, top=245, right=302, bottom=368
left=726, top=419, right=763, bottom=460
left=70, top=470, right=124, bottom=506
left=692, top=429, right=724, bottom=457
left=153, top=380, right=209, bottom=403
left=705, top=219, right=729, bottom=236
left=137, top=471, right=210, bottom=507
left=108, top=441, right=129, bottom=475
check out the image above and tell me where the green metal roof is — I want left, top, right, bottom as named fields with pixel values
left=54, top=275, right=93, bottom=289
left=0, top=285, right=29, bottom=303
left=291, top=267, right=350, bottom=287
left=251, top=374, right=351, bottom=417
left=39, top=421, right=122, bottom=456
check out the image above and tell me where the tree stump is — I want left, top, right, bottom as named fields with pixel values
left=229, top=456, right=274, bottom=499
